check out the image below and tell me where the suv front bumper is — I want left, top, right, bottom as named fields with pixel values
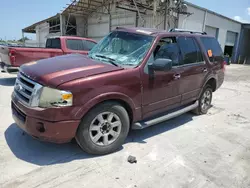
left=11, top=96, right=80, bottom=144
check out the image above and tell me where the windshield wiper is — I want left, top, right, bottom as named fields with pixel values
left=95, top=54, right=120, bottom=67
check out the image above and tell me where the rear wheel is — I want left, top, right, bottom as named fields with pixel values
left=76, top=102, right=130, bottom=155
left=193, top=85, right=213, bottom=115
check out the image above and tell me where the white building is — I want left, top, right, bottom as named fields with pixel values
left=22, top=0, right=245, bottom=63
left=179, top=2, right=241, bottom=63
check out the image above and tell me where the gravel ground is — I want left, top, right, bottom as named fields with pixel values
left=0, top=64, right=250, bottom=188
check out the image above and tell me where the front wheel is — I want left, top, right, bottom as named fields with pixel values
left=193, top=85, right=213, bottom=115
left=76, top=102, right=130, bottom=155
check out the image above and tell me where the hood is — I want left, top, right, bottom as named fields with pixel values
left=20, top=54, right=123, bottom=87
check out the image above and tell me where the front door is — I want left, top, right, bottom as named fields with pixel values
left=141, top=37, right=183, bottom=119
left=177, top=36, right=208, bottom=105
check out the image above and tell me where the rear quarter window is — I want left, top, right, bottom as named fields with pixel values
left=83, top=40, right=96, bottom=51
left=66, top=39, right=96, bottom=51
left=66, top=39, right=84, bottom=50
left=46, top=38, right=61, bottom=49
left=200, top=37, right=223, bottom=62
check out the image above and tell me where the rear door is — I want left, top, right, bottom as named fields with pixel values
left=65, top=39, right=96, bottom=55
left=177, top=36, right=208, bottom=105
left=142, top=36, right=183, bottom=119
left=45, top=38, right=64, bottom=57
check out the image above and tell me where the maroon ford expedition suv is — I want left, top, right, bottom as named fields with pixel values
left=11, top=27, right=225, bottom=154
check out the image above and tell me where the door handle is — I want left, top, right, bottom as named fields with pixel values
left=173, top=74, right=181, bottom=80
left=203, top=68, right=208, bottom=73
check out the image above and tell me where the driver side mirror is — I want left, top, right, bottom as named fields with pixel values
left=149, top=58, right=173, bottom=72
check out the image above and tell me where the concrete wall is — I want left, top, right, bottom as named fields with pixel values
left=35, top=22, right=49, bottom=47
left=88, top=14, right=110, bottom=41
left=75, top=16, right=86, bottom=37
left=87, top=4, right=176, bottom=41
left=87, top=5, right=137, bottom=41
left=46, top=32, right=61, bottom=38
left=178, top=5, right=205, bottom=32
left=110, top=10, right=136, bottom=31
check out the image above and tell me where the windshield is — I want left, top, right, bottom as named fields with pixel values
left=88, top=31, right=154, bottom=67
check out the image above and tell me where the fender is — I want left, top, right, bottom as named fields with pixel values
left=198, top=74, right=218, bottom=98
left=74, top=92, right=139, bottom=121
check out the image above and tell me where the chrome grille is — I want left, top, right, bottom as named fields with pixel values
left=14, top=72, right=43, bottom=107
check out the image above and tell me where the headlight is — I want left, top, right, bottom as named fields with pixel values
left=39, top=87, right=73, bottom=108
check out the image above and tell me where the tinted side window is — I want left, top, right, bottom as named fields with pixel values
left=154, top=37, right=181, bottom=67
left=46, top=38, right=61, bottom=49
left=46, top=39, right=51, bottom=48
left=200, top=37, right=223, bottom=62
left=66, top=39, right=84, bottom=50
left=177, top=37, right=202, bottom=65
left=83, top=40, right=96, bottom=51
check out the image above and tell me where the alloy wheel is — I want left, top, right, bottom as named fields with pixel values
left=89, top=112, right=122, bottom=146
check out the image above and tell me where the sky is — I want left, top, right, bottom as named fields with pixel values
left=186, top=0, right=250, bottom=23
left=0, top=0, right=69, bottom=40
left=0, top=0, right=249, bottom=40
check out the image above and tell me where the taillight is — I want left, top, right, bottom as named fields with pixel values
left=223, top=61, right=227, bottom=72
left=9, top=49, right=16, bottom=63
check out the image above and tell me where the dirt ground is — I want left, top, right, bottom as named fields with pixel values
left=0, top=64, right=250, bottom=188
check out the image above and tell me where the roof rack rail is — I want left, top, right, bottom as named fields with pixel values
left=168, top=28, right=207, bottom=35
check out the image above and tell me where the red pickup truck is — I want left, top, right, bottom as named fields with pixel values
left=0, top=36, right=96, bottom=73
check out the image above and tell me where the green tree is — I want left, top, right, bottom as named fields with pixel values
left=18, top=37, right=30, bottom=43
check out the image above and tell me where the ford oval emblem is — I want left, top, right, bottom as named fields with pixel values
left=15, top=84, right=23, bottom=92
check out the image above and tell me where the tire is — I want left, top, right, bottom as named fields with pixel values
left=76, top=102, right=130, bottom=155
left=193, top=85, right=213, bottom=115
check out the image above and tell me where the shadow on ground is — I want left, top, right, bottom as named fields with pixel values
left=0, top=77, right=16, bottom=86
left=4, top=124, right=97, bottom=166
left=5, top=113, right=194, bottom=166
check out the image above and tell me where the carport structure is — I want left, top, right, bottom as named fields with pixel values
left=60, top=0, right=113, bottom=38
left=21, top=0, right=187, bottom=45
left=61, top=0, right=180, bottom=41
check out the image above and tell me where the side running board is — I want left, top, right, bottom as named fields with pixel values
left=132, top=101, right=199, bottom=130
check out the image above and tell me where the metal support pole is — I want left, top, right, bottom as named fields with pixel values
left=135, top=12, right=138, bottom=27
left=65, top=14, right=71, bottom=35
left=202, top=10, right=207, bottom=31
left=163, top=0, right=168, bottom=30
left=133, top=0, right=145, bottom=27
left=153, top=0, right=158, bottom=28
left=60, top=14, right=65, bottom=36
left=108, top=3, right=111, bottom=32
left=176, top=12, right=179, bottom=28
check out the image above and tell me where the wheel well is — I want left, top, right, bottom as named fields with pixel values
left=90, top=99, right=134, bottom=124
left=206, top=78, right=216, bottom=92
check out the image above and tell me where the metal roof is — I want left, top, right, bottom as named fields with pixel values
left=22, top=0, right=243, bottom=34
left=22, top=14, right=60, bottom=33
left=61, top=0, right=153, bottom=16
left=62, top=0, right=113, bottom=17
